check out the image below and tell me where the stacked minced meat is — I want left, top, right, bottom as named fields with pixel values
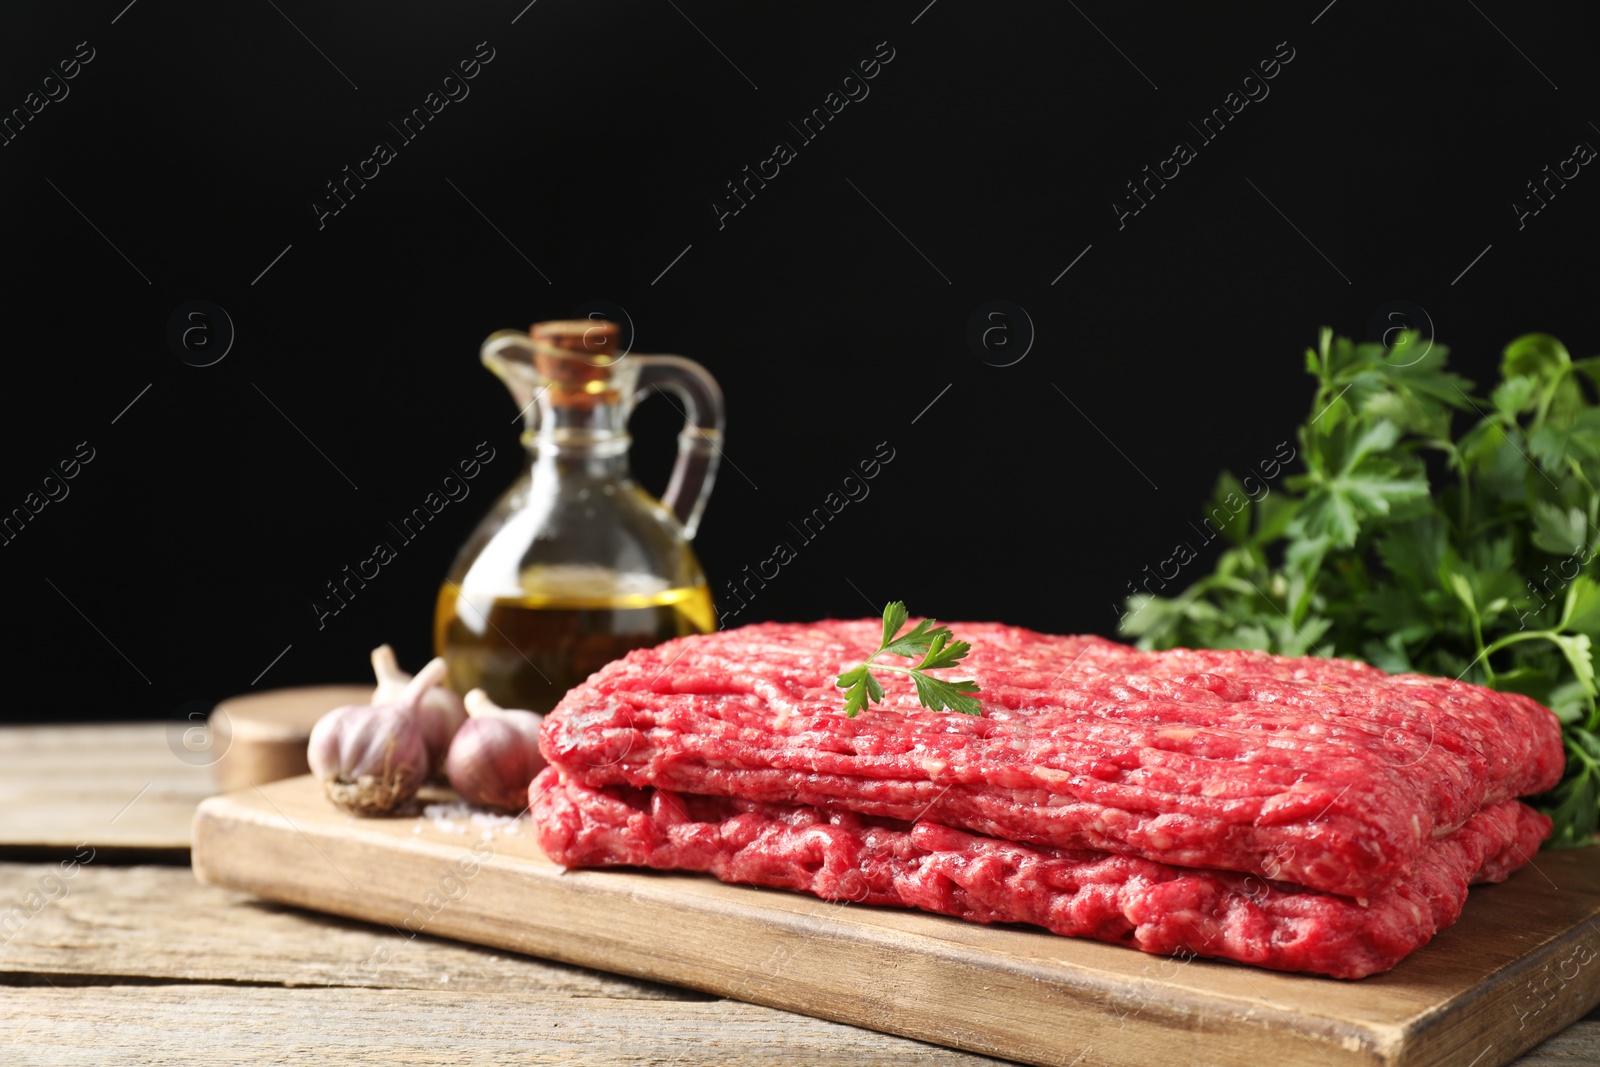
left=530, top=620, right=1564, bottom=978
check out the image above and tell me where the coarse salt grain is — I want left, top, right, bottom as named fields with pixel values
left=422, top=801, right=529, bottom=837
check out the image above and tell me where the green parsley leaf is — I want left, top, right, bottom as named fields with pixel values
left=1553, top=634, right=1597, bottom=697
left=1562, top=577, right=1600, bottom=637
left=881, top=601, right=909, bottom=649
left=1532, top=500, right=1587, bottom=557
left=882, top=618, right=944, bottom=659
left=1503, top=333, right=1572, bottom=381
left=836, top=664, right=885, bottom=718
left=911, top=673, right=983, bottom=715
left=1546, top=742, right=1598, bottom=849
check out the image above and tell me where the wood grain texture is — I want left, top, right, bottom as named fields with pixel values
left=0, top=725, right=213, bottom=852
left=1517, top=1020, right=1600, bottom=1066
left=0, top=985, right=1012, bottom=1066
left=192, top=776, right=1600, bottom=1067
left=0, top=857, right=1589, bottom=1067
left=0, top=864, right=682, bottom=999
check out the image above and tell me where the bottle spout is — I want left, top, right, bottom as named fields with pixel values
left=480, top=330, right=545, bottom=417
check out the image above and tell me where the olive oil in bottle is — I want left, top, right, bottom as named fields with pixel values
left=435, top=568, right=715, bottom=713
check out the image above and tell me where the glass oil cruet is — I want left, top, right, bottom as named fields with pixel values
left=435, top=319, right=723, bottom=712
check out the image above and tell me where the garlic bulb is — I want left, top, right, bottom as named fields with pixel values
left=445, top=688, right=547, bottom=813
left=307, top=658, right=447, bottom=815
left=371, top=645, right=466, bottom=775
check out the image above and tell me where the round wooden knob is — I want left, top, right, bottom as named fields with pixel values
left=208, top=685, right=372, bottom=793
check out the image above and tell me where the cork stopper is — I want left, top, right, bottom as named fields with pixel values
left=532, top=319, right=619, bottom=358
left=529, top=319, right=621, bottom=409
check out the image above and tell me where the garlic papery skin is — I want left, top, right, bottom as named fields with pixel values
left=306, top=656, right=451, bottom=816
left=370, top=645, right=467, bottom=775
left=307, top=704, right=428, bottom=816
left=445, top=688, right=547, bottom=813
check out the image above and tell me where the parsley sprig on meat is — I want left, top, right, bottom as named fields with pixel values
left=838, top=602, right=982, bottom=717
left=1123, top=328, right=1600, bottom=847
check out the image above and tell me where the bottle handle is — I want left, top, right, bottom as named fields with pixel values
left=632, top=355, right=724, bottom=539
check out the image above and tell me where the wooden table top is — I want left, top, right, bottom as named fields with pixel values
left=3, top=723, right=1597, bottom=1066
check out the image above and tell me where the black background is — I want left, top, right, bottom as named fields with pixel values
left=3, top=1, right=1597, bottom=725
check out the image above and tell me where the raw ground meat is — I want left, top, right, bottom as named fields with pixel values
left=540, top=621, right=1564, bottom=899
left=531, top=767, right=1552, bottom=979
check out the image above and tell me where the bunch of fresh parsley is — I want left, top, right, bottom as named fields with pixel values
left=1121, top=328, right=1600, bottom=848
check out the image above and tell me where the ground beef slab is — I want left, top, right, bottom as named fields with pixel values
left=540, top=621, right=1563, bottom=900
left=531, top=767, right=1551, bottom=979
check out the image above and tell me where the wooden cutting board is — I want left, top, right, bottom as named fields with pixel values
left=192, top=776, right=1600, bottom=1067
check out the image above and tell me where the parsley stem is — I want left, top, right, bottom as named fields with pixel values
left=1533, top=367, right=1570, bottom=428
left=1568, top=735, right=1600, bottom=773
left=1469, top=613, right=1490, bottom=685
left=1482, top=629, right=1558, bottom=660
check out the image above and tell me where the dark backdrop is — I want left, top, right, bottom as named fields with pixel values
left=3, top=1, right=1597, bottom=724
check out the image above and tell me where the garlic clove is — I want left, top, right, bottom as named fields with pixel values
left=446, top=688, right=546, bottom=812
left=463, top=687, right=501, bottom=719
left=369, top=645, right=466, bottom=776
left=400, top=656, right=451, bottom=708
left=370, top=644, right=409, bottom=703
left=307, top=702, right=428, bottom=816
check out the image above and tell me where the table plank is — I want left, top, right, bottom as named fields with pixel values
left=1, top=985, right=1014, bottom=1066
left=3, top=982, right=1592, bottom=1067
left=0, top=726, right=212, bottom=852
left=1516, top=1021, right=1600, bottom=1066
left=0, top=864, right=681, bottom=999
